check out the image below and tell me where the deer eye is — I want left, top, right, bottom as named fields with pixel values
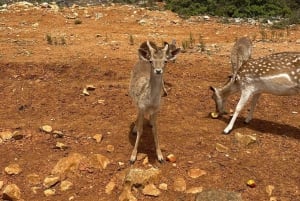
left=164, top=60, right=168, bottom=64
left=149, top=60, right=153, bottom=64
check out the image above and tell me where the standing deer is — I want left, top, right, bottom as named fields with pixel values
left=230, top=37, right=253, bottom=80
left=210, top=37, right=253, bottom=116
left=129, top=41, right=180, bottom=163
left=210, top=52, right=300, bottom=134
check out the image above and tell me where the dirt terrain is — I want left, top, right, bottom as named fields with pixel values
left=0, top=2, right=300, bottom=201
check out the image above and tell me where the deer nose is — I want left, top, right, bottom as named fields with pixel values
left=154, top=69, right=163, bottom=74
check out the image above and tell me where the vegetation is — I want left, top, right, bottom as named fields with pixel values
left=164, top=0, right=300, bottom=25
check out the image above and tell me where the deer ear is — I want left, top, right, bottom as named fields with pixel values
left=209, top=86, right=216, bottom=92
left=168, top=48, right=181, bottom=61
left=138, top=48, right=150, bottom=61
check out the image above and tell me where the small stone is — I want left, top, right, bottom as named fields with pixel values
left=173, top=177, right=186, bottom=192
left=235, top=132, right=257, bottom=147
left=266, top=185, right=275, bottom=196
left=82, top=88, right=89, bottom=96
left=142, top=183, right=161, bottom=196
left=60, top=180, right=73, bottom=191
left=3, top=184, right=21, bottom=201
left=12, top=131, right=24, bottom=140
left=216, top=143, right=229, bottom=153
left=86, top=84, right=96, bottom=90
left=55, top=142, right=68, bottom=150
left=158, top=183, right=168, bottom=191
left=142, top=156, right=149, bottom=165
left=5, top=163, right=22, bottom=175
left=43, top=176, right=60, bottom=188
left=27, top=173, right=41, bottom=185
left=44, top=189, right=56, bottom=197
left=0, top=130, right=13, bottom=141
left=53, top=130, right=64, bottom=138
left=186, top=186, right=203, bottom=194
left=31, top=186, right=41, bottom=194
left=296, top=39, right=300, bottom=44
left=93, top=134, right=102, bottom=143
left=106, top=144, right=114, bottom=152
left=188, top=168, right=207, bottom=179
left=0, top=180, right=4, bottom=190
left=166, top=154, right=176, bottom=163
left=270, top=197, right=277, bottom=201
left=40, top=125, right=53, bottom=133
left=105, top=181, right=116, bottom=194
left=136, top=153, right=147, bottom=161
left=69, top=196, right=75, bottom=200
left=89, top=154, right=110, bottom=170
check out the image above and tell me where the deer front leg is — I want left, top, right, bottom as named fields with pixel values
left=223, top=91, right=252, bottom=134
left=130, top=110, right=144, bottom=164
left=150, top=113, right=164, bottom=162
left=245, top=93, right=261, bottom=124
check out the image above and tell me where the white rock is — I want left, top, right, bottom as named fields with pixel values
left=0, top=180, right=4, bottom=189
left=93, top=134, right=102, bottom=143
left=158, top=183, right=168, bottom=191
left=44, top=189, right=55, bottom=197
left=43, top=176, right=60, bottom=188
left=5, top=163, right=22, bottom=175
left=173, top=177, right=186, bottom=192
left=40, top=125, right=52, bottom=133
left=60, top=180, right=73, bottom=191
left=188, top=168, right=207, bottom=178
left=105, top=181, right=116, bottom=194
left=186, top=186, right=203, bottom=194
left=3, top=184, right=21, bottom=201
left=234, top=132, right=257, bottom=147
left=142, top=183, right=160, bottom=196
left=0, top=130, right=13, bottom=141
left=216, top=143, right=229, bottom=153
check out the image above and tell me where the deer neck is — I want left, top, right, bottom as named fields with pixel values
left=220, top=79, right=239, bottom=98
left=149, top=72, right=163, bottom=102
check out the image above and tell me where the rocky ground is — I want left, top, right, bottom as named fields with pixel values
left=0, top=2, right=300, bottom=201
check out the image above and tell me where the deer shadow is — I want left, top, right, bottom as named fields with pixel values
left=218, top=116, right=300, bottom=140
left=128, top=119, right=160, bottom=163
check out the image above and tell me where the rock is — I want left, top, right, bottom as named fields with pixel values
left=119, top=185, right=137, bottom=201
left=166, top=154, right=176, bottom=163
left=43, top=176, right=60, bottom=188
left=188, top=168, right=207, bottom=179
left=93, top=134, right=102, bottom=143
left=5, top=163, right=22, bottom=175
left=82, top=88, right=89, bottom=96
left=266, top=185, right=275, bottom=196
left=158, top=183, right=168, bottom=191
left=142, top=156, right=149, bottom=165
left=173, top=177, right=186, bottom=192
left=40, top=125, right=53, bottom=133
left=216, top=143, right=229, bottom=153
left=142, top=183, right=161, bottom=197
left=51, top=153, right=86, bottom=177
left=296, top=39, right=300, bottom=44
left=0, top=130, right=13, bottom=141
left=60, top=180, right=73, bottom=191
left=0, top=180, right=3, bottom=189
left=89, top=154, right=110, bottom=170
left=235, top=132, right=257, bottom=147
left=270, top=197, right=277, bottom=201
left=44, top=189, right=56, bottom=197
left=187, top=187, right=203, bottom=194
left=105, top=181, right=116, bottom=194
left=31, top=186, right=41, bottom=194
left=195, top=189, right=242, bottom=201
left=12, top=131, right=24, bottom=140
left=106, top=144, right=115, bottom=152
left=27, top=173, right=41, bottom=185
left=55, top=142, right=68, bottom=150
left=86, top=84, right=96, bottom=90
left=136, top=153, right=147, bottom=161
left=124, top=167, right=161, bottom=186
left=53, top=130, right=64, bottom=138
left=3, top=184, right=21, bottom=201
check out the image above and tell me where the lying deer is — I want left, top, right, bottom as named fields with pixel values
left=210, top=52, right=300, bottom=134
left=129, top=41, right=180, bottom=163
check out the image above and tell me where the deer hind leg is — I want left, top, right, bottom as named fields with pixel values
left=245, top=93, right=261, bottom=124
left=223, top=90, right=252, bottom=134
left=130, top=110, right=144, bottom=164
left=150, top=113, right=164, bottom=162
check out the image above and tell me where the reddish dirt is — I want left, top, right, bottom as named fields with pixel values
left=0, top=3, right=300, bottom=201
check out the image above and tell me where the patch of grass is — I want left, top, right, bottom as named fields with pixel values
left=129, top=34, right=134, bottom=45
